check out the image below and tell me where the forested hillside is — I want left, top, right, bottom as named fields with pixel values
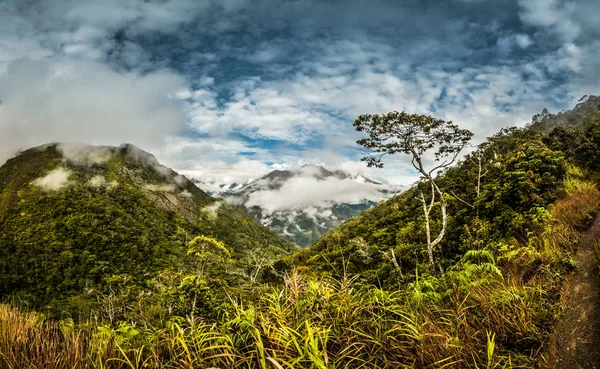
left=529, top=95, right=600, bottom=132
left=288, top=128, right=567, bottom=281
left=0, top=143, right=295, bottom=319
left=283, top=98, right=600, bottom=282
left=2, top=98, right=600, bottom=368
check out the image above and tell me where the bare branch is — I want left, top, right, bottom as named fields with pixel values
left=450, top=190, right=474, bottom=208
left=427, top=178, right=435, bottom=215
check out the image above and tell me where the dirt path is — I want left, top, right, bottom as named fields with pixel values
left=541, top=214, right=600, bottom=368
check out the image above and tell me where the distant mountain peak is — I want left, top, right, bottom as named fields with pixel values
left=199, top=165, right=403, bottom=246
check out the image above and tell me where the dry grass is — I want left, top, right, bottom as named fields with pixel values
left=551, top=177, right=600, bottom=231
left=0, top=305, right=92, bottom=369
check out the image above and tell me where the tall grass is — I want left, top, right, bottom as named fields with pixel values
left=1, top=178, right=598, bottom=369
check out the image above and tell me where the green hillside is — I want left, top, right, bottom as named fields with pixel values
left=286, top=101, right=600, bottom=285
left=0, top=143, right=295, bottom=318
left=287, top=128, right=567, bottom=283
left=529, top=95, right=600, bottom=132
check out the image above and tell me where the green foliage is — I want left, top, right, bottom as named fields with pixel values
left=529, top=95, right=600, bottom=132
left=174, top=276, right=220, bottom=318
left=477, top=140, right=566, bottom=239
left=542, top=126, right=584, bottom=160
left=187, top=235, right=231, bottom=278
left=295, top=128, right=567, bottom=284
left=573, top=120, right=600, bottom=171
left=353, top=111, right=473, bottom=168
left=0, top=144, right=294, bottom=318
left=1, top=225, right=589, bottom=369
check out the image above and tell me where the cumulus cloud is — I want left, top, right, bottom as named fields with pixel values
left=33, top=167, right=71, bottom=191
left=179, top=36, right=578, bottom=185
left=0, top=58, right=187, bottom=164
left=187, top=82, right=328, bottom=143
left=518, top=0, right=581, bottom=41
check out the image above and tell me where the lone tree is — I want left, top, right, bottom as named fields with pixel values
left=353, top=111, right=473, bottom=275
left=187, top=235, right=231, bottom=279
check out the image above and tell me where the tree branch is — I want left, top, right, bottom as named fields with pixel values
left=450, top=190, right=474, bottom=208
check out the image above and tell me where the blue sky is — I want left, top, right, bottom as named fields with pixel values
left=0, top=0, right=598, bottom=185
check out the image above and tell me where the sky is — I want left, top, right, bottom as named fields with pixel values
left=0, top=0, right=598, bottom=186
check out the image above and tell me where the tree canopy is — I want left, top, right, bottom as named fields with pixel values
left=353, top=112, right=473, bottom=172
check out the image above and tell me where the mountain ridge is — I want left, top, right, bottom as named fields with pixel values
left=202, top=164, right=401, bottom=246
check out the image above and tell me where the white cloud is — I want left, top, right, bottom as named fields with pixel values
left=0, top=58, right=187, bottom=164
left=160, top=136, right=268, bottom=166
left=515, top=34, right=533, bottom=48
left=57, top=143, right=114, bottom=166
left=545, top=43, right=582, bottom=73
left=175, top=35, right=569, bottom=187
left=201, top=201, right=224, bottom=219
left=87, top=175, right=118, bottom=189
left=244, top=175, right=393, bottom=214
left=181, top=159, right=275, bottom=186
left=247, top=43, right=286, bottom=64
left=187, top=82, right=329, bottom=143
left=33, top=167, right=71, bottom=191
left=88, top=175, right=107, bottom=187
left=518, top=0, right=581, bottom=41
left=0, top=0, right=598, bottom=189
left=497, top=33, right=533, bottom=54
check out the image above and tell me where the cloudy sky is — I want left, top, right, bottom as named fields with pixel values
left=0, top=0, right=598, bottom=186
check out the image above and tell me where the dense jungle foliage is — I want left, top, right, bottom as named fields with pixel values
left=286, top=96, right=600, bottom=284
left=1, top=97, right=600, bottom=368
left=0, top=144, right=295, bottom=319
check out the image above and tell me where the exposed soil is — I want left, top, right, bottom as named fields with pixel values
left=541, top=215, right=600, bottom=369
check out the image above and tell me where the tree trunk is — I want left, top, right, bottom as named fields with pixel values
left=420, top=191, right=436, bottom=275
left=429, top=181, right=447, bottom=246
left=420, top=177, right=448, bottom=276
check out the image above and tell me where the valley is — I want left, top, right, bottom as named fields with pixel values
left=195, top=164, right=400, bottom=246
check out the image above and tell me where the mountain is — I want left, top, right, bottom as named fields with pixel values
left=0, top=143, right=295, bottom=312
left=4, top=115, right=599, bottom=369
left=4, top=102, right=600, bottom=368
left=190, top=178, right=244, bottom=197
left=529, top=95, right=600, bottom=132
left=217, top=165, right=400, bottom=246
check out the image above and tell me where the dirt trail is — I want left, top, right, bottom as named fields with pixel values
left=542, top=214, right=600, bottom=369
